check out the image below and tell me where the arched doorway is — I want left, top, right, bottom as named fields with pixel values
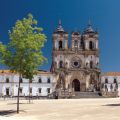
left=72, top=79, right=80, bottom=91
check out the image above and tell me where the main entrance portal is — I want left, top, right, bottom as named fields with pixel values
left=72, top=79, right=80, bottom=91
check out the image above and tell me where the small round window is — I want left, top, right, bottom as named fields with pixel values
left=74, top=61, right=78, bottom=66
left=72, top=60, right=80, bottom=68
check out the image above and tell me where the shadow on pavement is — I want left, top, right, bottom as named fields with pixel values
left=0, top=110, right=27, bottom=117
left=103, top=104, right=120, bottom=106
left=7, top=103, right=27, bottom=105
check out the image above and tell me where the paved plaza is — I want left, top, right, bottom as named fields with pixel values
left=0, top=98, right=120, bottom=120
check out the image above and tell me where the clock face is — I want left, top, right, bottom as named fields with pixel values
left=72, top=60, right=80, bottom=68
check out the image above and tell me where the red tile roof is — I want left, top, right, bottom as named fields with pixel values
left=0, top=70, right=52, bottom=74
left=103, top=72, right=120, bottom=75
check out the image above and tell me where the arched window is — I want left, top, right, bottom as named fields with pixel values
left=89, top=41, right=92, bottom=50
left=6, top=78, right=9, bottom=83
left=74, top=40, right=77, bottom=47
left=59, top=41, right=62, bottom=50
left=59, top=61, right=63, bottom=68
left=90, top=61, right=93, bottom=68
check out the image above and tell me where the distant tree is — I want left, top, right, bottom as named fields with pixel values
left=22, top=69, right=36, bottom=104
left=0, top=14, right=47, bottom=113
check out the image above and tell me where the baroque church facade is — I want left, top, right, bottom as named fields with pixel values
left=50, top=20, right=101, bottom=97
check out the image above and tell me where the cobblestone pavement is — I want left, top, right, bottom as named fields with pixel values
left=0, top=98, right=120, bottom=120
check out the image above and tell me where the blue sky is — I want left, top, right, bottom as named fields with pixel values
left=0, top=0, right=120, bottom=74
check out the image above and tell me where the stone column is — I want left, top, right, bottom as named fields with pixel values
left=78, top=40, right=80, bottom=51
left=95, top=40, right=98, bottom=49
left=65, top=40, right=68, bottom=50
left=84, top=41, right=86, bottom=50
left=71, top=40, right=74, bottom=51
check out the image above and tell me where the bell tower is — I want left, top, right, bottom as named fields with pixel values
left=52, top=20, right=69, bottom=51
left=70, top=28, right=81, bottom=51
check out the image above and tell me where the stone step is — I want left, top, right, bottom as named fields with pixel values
left=70, top=91, right=108, bottom=99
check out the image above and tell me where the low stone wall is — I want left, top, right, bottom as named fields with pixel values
left=100, top=91, right=118, bottom=97
left=0, top=96, right=47, bottom=101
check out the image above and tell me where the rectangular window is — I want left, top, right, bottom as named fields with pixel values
left=30, top=88, right=32, bottom=93
left=114, top=79, right=117, bottom=83
left=30, top=80, right=32, bottom=83
left=20, top=88, right=22, bottom=93
left=39, top=78, right=41, bottom=83
left=39, top=88, right=41, bottom=93
left=105, top=79, right=108, bottom=83
left=6, top=78, right=9, bottom=83
left=47, top=88, right=50, bottom=94
left=47, top=78, right=50, bottom=83
left=6, top=88, right=9, bottom=95
left=20, top=79, right=23, bottom=83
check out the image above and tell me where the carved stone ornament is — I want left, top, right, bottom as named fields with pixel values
left=110, top=84, right=113, bottom=89
left=70, top=57, right=82, bottom=68
left=70, top=71, right=84, bottom=84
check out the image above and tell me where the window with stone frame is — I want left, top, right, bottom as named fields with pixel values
left=6, top=88, right=9, bottom=95
left=39, top=78, right=42, bottom=83
left=47, top=78, right=50, bottom=83
left=59, top=61, right=63, bottom=68
left=39, top=88, right=41, bottom=93
left=114, top=79, right=117, bottom=83
left=20, top=78, right=23, bottom=83
left=6, top=78, right=9, bottom=83
left=90, top=61, right=93, bottom=68
left=30, top=88, right=32, bottom=93
left=47, top=88, right=50, bottom=94
left=105, top=79, right=108, bottom=83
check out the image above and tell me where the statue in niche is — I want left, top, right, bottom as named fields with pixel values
left=54, top=62, right=57, bottom=68
left=96, top=62, right=99, bottom=68
left=65, top=62, right=68, bottom=68
left=58, top=73, right=65, bottom=89
left=86, top=62, right=89, bottom=68
left=90, top=74, right=95, bottom=84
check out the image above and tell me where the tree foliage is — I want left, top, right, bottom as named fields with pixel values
left=0, top=14, right=47, bottom=75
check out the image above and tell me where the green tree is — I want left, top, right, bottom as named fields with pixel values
left=0, top=14, right=47, bottom=113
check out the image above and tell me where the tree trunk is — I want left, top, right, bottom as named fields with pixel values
left=29, top=79, right=30, bottom=104
left=17, top=73, right=21, bottom=113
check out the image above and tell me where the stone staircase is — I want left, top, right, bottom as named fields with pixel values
left=70, top=91, right=108, bottom=99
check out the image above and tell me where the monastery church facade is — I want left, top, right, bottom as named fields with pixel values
left=0, top=21, right=120, bottom=98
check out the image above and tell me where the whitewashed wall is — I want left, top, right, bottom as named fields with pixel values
left=0, top=73, right=54, bottom=96
left=101, top=75, right=120, bottom=96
